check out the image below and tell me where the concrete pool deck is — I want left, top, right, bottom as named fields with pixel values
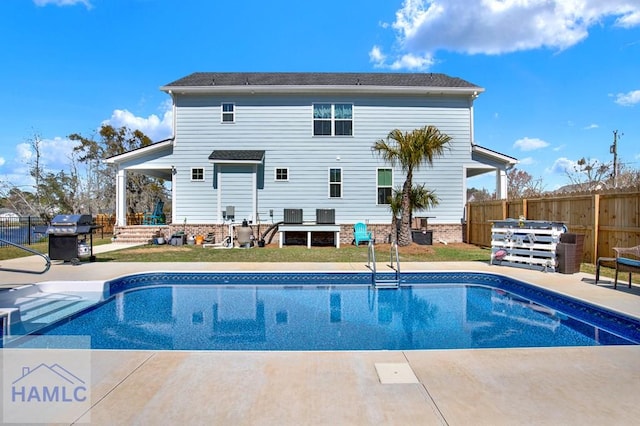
left=2, top=244, right=640, bottom=424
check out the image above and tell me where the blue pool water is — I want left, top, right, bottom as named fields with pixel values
left=12, top=272, right=640, bottom=350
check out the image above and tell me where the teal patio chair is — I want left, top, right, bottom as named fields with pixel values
left=353, top=222, right=372, bottom=246
left=143, top=200, right=165, bottom=225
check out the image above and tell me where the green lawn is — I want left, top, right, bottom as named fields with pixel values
left=96, top=242, right=491, bottom=263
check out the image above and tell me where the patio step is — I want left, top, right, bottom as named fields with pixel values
left=113, top=225, right=170, bottom=244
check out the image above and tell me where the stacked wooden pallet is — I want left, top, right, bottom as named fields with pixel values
left=490, top=219, right=566, bottom=272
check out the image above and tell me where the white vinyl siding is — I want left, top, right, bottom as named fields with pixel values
left=171, top=93, right=474, bottom=224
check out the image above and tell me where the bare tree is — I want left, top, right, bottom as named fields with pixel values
left=507, top=168, right=545, bottom=198
left=564, top=158, right=611, bottom=191
left=467, top=187, right=494, bottom=202
left=71, top=125, right=167, bottom=215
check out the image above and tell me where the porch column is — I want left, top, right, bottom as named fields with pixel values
left=116, top=169, right=127, bottom=226
left=495, top=168, right=508, bottom=200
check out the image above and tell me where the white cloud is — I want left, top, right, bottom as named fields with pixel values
left=614, top=89, right=640, bottom=106
left=15, top=137, right=78, bottom=172
left=513, top=137, right=550, bottom=151
left=369, top=45, right=434, bottom=70
left=369, top=46, right=387, bottom=67
left=33, top=0, right=92, bottom=7
left=548, top=157, right=575, bottom=174
left=553, top=144, right=565, bottom=152
left=518, top=156, right=535, bottom=165
left=0, top=157, right=5, bottom=167
left=584, top=123, right=599, bottom=130
left=102, top=105, right=173, bottom=142
left=373, top=0, right=640, bottom=69
left=616, top=10, right=640, bottom=27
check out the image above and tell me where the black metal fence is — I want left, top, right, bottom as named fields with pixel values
left=0, top=216, right=47, bottom=246
left=0, top=215, right=112, bottom=247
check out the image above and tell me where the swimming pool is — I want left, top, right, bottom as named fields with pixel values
left=6, top=272, right=640, bottom=350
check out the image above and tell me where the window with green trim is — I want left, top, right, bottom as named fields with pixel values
left=377, top=168, right=392, bottom=204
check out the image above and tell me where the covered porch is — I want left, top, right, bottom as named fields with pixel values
left=467, top=144, right=518, bottom=199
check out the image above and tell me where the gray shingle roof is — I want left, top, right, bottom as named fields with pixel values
left=208, top=150, right=265, bottom=162
left=164, top=72, right=480, bottom=89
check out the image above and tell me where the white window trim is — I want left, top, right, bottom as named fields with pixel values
left=274, top=167, right=289, bottom=182
left=376, top=167, right=393, bottom=205
left=312, top=103, right=353, bottom=137
left=191, top=167, right=205, bottom=182
left=329, top=167, right=342, bottom=198
left=221, top=102, right=235, bottom=123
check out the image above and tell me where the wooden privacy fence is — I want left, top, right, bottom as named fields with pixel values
left=466, top=190, right=640, bottom=264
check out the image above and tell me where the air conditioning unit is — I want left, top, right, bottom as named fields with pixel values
left=316, top=209, right=335, bottom=224
left=284, top=209, right=303, bottom=224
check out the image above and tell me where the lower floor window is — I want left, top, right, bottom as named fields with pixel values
left=329, top=168, right=342, bottom=198
left=275, top=168, right=289, bottom=181
left=191, top=167, right=204, bottom=181
left=377, top=168, right=392, bottom=204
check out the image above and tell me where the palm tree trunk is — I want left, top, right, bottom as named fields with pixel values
left=398, top=172, right=413, bottom=246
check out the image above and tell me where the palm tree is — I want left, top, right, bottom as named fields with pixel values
left=373, top=126, right=451, bottom=246
left=389, top=184, right=439, bottom=242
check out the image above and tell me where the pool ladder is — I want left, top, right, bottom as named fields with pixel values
left=367, top=240, right=400, bottom=288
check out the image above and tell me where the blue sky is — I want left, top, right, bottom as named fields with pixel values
left=1, top=0, right=639, bottom=192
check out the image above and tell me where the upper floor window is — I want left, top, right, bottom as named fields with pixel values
left=329, top=168, right=342, bottom=198
left=313, top=103, right=352, bottom=136
left=222, top=103, right=235, bottom=123
left=275, top=167, right=289, bottom=181
left=377, top=168, right=392, bottom=204
left=191, top=167, right=205, bottom=181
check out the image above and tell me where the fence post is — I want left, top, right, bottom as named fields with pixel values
left=522, top=198, right=528, bottom=218
left=592, top=193, right=600, bottom=264
left=502, top=200, right=507, bottom=219
left=28, top=216, right=32, bottom=245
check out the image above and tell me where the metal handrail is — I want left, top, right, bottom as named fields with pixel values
left=0, top=237, right=51, bottom=274
left=367, top=239, right=376, bottom=279
left=389, top=241, right=401, bottom=279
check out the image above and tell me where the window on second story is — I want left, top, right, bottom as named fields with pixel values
left=191, top=167, right=205, bottom=181
left=275, top=168, right=289, bottom=181
left=329, top=168, right=342, bottom=198
left=377, top=168, right=392, bottom=204
left=313, top=103, right=353, bottom=136
left=221, top=103, right=235, bottom=123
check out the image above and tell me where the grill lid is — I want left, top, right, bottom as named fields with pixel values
left=34, top=214, right=96, bottom=235
left=50, top=214, right=93, bottom=226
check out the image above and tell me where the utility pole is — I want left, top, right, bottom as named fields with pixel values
left=610, top=130, right=622, bottom=188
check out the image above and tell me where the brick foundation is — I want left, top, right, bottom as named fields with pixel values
left=150, top=222, right=465, bottom=246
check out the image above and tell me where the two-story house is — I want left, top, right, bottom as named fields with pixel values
left=107, top=72, right=516, bottom=244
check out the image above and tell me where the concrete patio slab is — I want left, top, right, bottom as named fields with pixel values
left=2, top=243, right=640, bottom=424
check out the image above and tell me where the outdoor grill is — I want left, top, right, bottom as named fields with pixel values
left=35, top=214, right=100, bottom=264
